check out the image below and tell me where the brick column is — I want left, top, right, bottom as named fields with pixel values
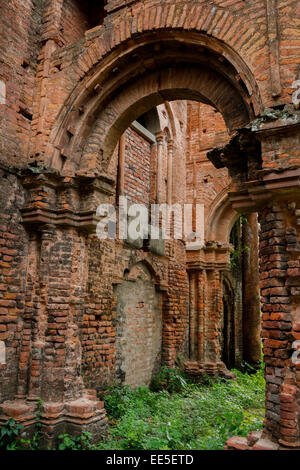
left=188, top=271, right=198, bottom=360
left=242, top=213, right=261, bottom=366
left=167, top=140, right=174, bottom=205
left=155, top=132, right=164, bottom=204
left=259, top=202, right=300, bottom=447
left=185, top=257, right=235, bottom=380
left=14, top=230, right=40, bottom=400
left=28, top=224, right=55, bottom=401
left=117, top=133, right=126, bottom=198
left=197, top=270, right=206, bottom=365
left=208, top=113, right=300, bottom=450
left=0, top=176, right=109, bottom=448
left=205, top=269, right=231, bottom=378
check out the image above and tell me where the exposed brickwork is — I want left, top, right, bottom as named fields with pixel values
left=259, top=202, right=300, bottom=446
left=115, top=265, right=162, bottom=387
left=0, top=0, right=43, bottom=167
left=184, top=103, right=251, bottom=375
left=0, top=0, right=300, bottom=450
left=186, top=101, right=230, bottom=231
left=124, top=127, right=151, bottom=205
left=0, top=167, right=27, bottom=402
left=60, top=0, right=90, bottom=46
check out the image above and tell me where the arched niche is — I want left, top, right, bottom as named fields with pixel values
left=114, top=262, right=163, bottom=387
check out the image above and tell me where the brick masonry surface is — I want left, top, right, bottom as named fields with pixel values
left=0, top=0, right=300, bottom=449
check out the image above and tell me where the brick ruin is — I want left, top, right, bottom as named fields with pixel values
left=0, top=0, right=300, bottom=450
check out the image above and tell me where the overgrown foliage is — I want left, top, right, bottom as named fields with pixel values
left=0, top=399, right=44, bottom=451
left=230, top=216, right=249, bottom=270
left=0, top=366, right=265, bottom=451
left=58, top=432, right=96, bottom=450
left=98, top=365, right=265, bottom=450
left=150, top=366, right=190, bottom=393
left=0, top=418, right=24, bottom=450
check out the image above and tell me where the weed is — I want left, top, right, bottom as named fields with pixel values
left=0, top=419, right=24, bottom=450
left=58, top=431, right=96, bottom=450
left=0, top=366, right=266, bottom=451
left=97, top=365, right=265, bottom=450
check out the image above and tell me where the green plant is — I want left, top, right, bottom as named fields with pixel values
left=175, top=354, right=185, bottom=368
left=58, top=431, right=96, bottom=450
left=150, top=367, right=188, bottom=393
left=19, top=398, right=44, bottom=450
left=1, top=398, right=46, bottom=450
left=103, top=385, right=135, bottom=419
left=239, top=360, right=262, bottom=374
left=0, top=419, right=24, bottom=450
left=230, top=245, right=249, bottom=269
left=229, top=216, right=250, bottom=269
left=28, top=398, right=43, bottom=450
left=0, top=366, right=266, bottom=451
left=215, top=411, right=244, bottom=440
left=97, top=364, right=265, bottom=450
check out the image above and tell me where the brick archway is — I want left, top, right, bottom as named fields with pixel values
left=1, top=0, right=300, bottom=451
left=206, top=187, right=240, bottom=245
left=46, top=33, right=262, bottom=176
left=79, top=65, right=250, bottom=175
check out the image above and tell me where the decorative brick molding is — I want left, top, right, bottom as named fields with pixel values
left=0, top=393, right=108, bottom=448
left=20, top=172, right=115, bottom=232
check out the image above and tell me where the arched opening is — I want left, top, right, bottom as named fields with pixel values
left=1, top=0, right=299, bottom=450
left=43, top=32, right=265, bottom=444
left=47, top=35, right=262, bottom=176
left=107, top=93, right=262, bottom=381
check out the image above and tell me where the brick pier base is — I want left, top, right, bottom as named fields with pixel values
left=0, top=390, right=108, bottom=449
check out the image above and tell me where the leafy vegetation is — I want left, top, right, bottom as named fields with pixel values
left=0, top=398, right=44, bottom=451
left=229, top=216, right=249, bottom=269
left=0, top=418, right=24, bottom=450
left=57, top=432, right=96, bottom=450
left=97, top=365, right=265, bottom=450
left=0, top=365, right=265, bottom=451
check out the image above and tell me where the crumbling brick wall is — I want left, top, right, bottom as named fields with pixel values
left=0, top=168, right=27, bottom=402
left=185, top=102, right=245, bottom=370
left=0, top=0, right=43, bottom=167
left=0, top=0, right=299, bottom=449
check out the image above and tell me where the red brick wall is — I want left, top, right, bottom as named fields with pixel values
left=186, top=101, right=230, bottom=214
left=0, top=169, right=27, bottom=402
left=163, top=240, right=189, bottom=366
left=0, top=0, right=42, bottom=167
left=78, top=121, right=189, bottom=389
left=60, top=0, right=90, bottom=46
left=124, top=127, right=151, bottom=206
left=18, top=0, right=300, bottom=174
left=115, top=267, right=162, bottom=387
left=1, top=0, right=300, bottom=447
